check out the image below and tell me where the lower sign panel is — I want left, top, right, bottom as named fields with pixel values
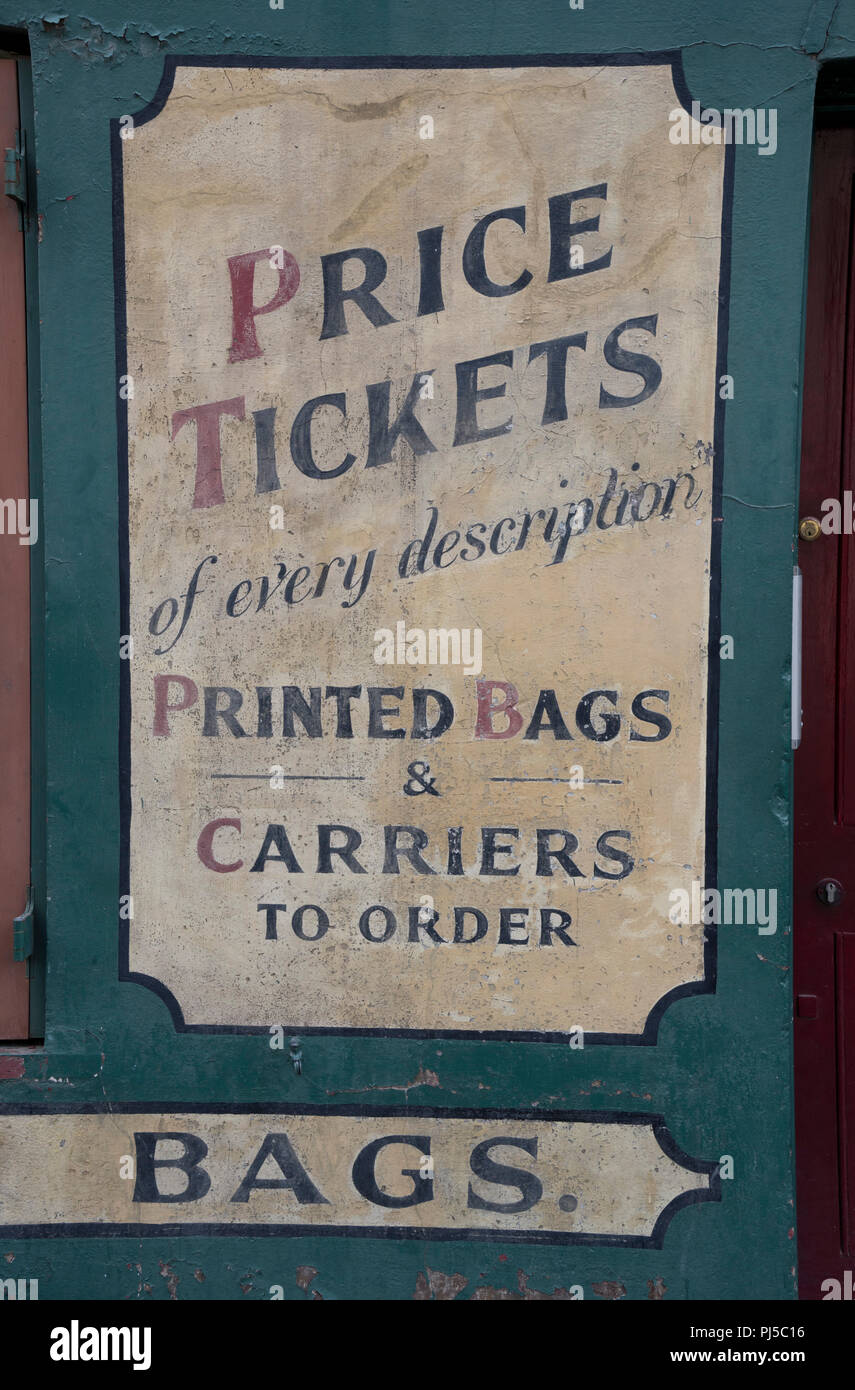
left=0, top=1106, right=719, bottom=1245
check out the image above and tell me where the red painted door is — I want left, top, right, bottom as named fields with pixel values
left=795, top=123, right=855, bottom=1299
left=0, top=57, right=30, bottom=1040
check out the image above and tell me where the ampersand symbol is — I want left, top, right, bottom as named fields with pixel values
left=403, top=761, right=440, bottom=796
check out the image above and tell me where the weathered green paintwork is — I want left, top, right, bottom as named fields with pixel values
left=0, top=0, right=842, bottom=1299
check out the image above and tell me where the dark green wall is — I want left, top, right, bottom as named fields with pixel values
left=0, top=0, right=845, bottom=1299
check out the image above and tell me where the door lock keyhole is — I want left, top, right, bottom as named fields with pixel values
left=816, top=878, right=844, bottom=906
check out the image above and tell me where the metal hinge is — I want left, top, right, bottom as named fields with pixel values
left=13, top=886, right=34, bottom=977
left=4, top=129, right=27, bottom=225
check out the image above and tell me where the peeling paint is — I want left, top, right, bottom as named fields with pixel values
left=592, top=1280, right=627, bottom=1300
left=470, top=1269, right=578, bottom=1300
left=414, top=1261, right=582, bottom=1300
left=326, top=1066, right=441, bottom=1098
left=40, top=14, right=184, bottom=61
left=756, top=953, right=789, bottom=971
left=158, top=1260, right=179, bottom=1300
left=414, top=1267, right=468, bottom=1300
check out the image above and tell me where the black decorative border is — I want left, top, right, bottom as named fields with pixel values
left=113, top=52, right=731, bottom=1044
left=0, top=1102, right=721, bottom=1246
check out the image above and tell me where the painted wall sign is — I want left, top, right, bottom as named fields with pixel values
left=116, top=56, right=727, bottom=1041
left=0, top=1105, right=719, bottom=1244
